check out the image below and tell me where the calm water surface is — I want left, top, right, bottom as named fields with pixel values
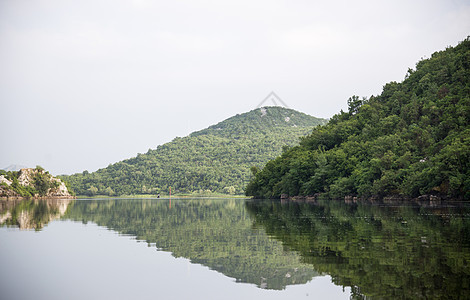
left=1, top=198, right=469, bottom=299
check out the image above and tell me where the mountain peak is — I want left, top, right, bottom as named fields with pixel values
left=191, top=106, right=327, bottom=138
left=64, top=107, right=327, bottom=196
left=2, top=164, right=28, bottom=172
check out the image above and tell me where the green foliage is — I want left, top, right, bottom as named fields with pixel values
left=247, top=37, right=470, bottom=200
left=1, top=171, right=34, bottom=197
left=62, top=180, right=76, bottom=196
left=10, top=176, right=36, bottom=198
left=33, top=170, right=59, bottom=197
left=1, top=168, right=62, bottom=198
left=63, top=107, right=326, bottom=196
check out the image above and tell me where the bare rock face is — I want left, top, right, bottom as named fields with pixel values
left=17, top=168, right=35, bottom=186
left=51, top=177, right=71, bottom=197
left=0, top=175, right=12, bottom=186
left=0, top=168, right=74, bottom=199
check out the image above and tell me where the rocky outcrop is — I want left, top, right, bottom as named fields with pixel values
left=0, top=168, right=74, bottom=199
left=17, top=168, right=34, bottom=186
left=0, top=175, right=12, bottom=186
left=0, top=185, right=20, bottom=198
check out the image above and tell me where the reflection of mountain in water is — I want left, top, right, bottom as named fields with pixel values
left=64, top=198, right=319, bottom=290
left=245, top=199, right=470, bottom=299
left=6, top=198, right=466, bottom=297
left=0, top=199, right=71, bottom=230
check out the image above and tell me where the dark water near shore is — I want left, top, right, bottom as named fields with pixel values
left=1, top=198, right=469, bottom=299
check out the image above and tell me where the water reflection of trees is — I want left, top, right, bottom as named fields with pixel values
left=0, top=199, right=71, bottom=230
left=245, top=199, right=470, bottom=299
left=64, top=198, right=319, bottom=290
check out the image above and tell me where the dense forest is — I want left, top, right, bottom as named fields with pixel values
left=61, top=107, right=326, bottom=196
left=246, top=38, right=470, bottom=200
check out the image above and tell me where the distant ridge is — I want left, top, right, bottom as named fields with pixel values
left=2, top=164, right=28, bottom=172
left=62, top=106, right=327, bottom=196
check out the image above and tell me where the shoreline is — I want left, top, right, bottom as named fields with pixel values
left=0, top=195, right=76, bottom=201
left=277, top=193, right=465, bottom=204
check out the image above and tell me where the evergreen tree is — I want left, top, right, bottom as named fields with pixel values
left=247, top=38, right=470, bottom=200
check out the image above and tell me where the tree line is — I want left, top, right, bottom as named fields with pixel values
left=247, top=37, right=470, bottom=200
left=61, top=107, right=326, bottom=196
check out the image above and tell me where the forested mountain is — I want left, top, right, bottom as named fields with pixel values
left=246, top=38, right=470, bottom=200
left=62, top=107, right=326, bottom=196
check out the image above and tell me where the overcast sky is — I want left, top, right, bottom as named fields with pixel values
left=1, top=0, right=469, bottom=175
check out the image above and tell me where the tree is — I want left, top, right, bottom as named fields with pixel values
left=87, top=186, right=98, bottom=196
left=347, top=95, right=365, bottom=115
left=223, top=186, right=236, bottom=195
left=246, top=38, right=470, bottom=200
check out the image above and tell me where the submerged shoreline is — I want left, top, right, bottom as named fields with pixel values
left=279, top=193, right=465, bottom=204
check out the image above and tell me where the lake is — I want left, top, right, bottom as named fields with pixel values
left=1, top=198, right=469, bottom=299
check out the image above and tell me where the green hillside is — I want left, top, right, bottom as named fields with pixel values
left=246, top=38, right=470, bottom=200
left=63, top=107, right=326, bottom=196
